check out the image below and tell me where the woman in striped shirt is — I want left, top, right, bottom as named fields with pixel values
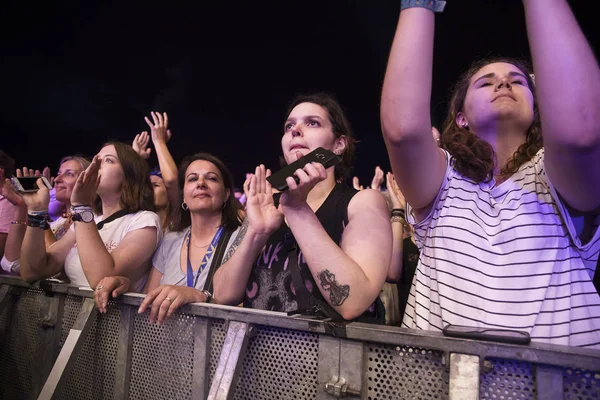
left=381, top=0, right=600, bottom=347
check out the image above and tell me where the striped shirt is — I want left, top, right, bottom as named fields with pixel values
left=404, top=148, right=600, bottom=348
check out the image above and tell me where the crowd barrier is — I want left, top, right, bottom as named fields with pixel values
left=0, top=275, right=599, bottom=400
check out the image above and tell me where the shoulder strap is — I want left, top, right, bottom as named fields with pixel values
left=202, top=228, right=234, bottom=293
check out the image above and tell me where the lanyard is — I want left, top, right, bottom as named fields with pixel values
left=186, top=226, right=224, bottom=288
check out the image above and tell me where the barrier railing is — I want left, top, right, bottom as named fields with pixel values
left=0, top=275, right=599, bottom=400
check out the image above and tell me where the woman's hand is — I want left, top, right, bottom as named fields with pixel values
left=371, top=166, right=384, bottom=191
left=70, top=156, right=100, bottom=206
left=20, top=178, right=51, bottom=212
left=0, top=178, right=24, bottom=207
left=144, top=111, right=172, bottom=144
left=279, top=158, right=327, bottom=210
left=132, top=131, right=152, bottom=159
left=244, top=164, right=283, bottom=236
left=138, top=285, right=207, bottom=325
left=386, top=172, right=406, bottom=210
left=93, top=276, right=131, bottom=313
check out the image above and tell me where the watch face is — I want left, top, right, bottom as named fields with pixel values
left=81, top=211, right=94, bottom=223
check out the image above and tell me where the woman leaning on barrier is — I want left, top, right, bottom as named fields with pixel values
left=19, top=142, right=162, bottom=292
left=211, top=93, right=392, bottom=323
left=94, top=153, right=243, bottom=325
left=380, top=0, right=600, bottom=347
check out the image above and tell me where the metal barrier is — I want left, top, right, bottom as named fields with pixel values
left=0, top=275, right=599, bottom=400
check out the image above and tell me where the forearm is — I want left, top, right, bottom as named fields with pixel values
left=20, top=227, right=53, bottom=282
left=387, top=221, right=404, bottom=283
left=212, top=223, right=271, bottom=305
left=381, top=8, right=435, bottom=142
left=523, top=0, right=600, bottom=145
left=4, top=205, right=27, bottom=261
left=153, top=141, right=179, bottom=204
left=74, top=222, right=116, bottom=287
left=285, top=205, right=382, bottom=319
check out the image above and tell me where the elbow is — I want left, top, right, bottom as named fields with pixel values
left=381, top=118, right=427, bottom=147
left=20, top=270, right=39, bottom=284
left=339, top=306, right=365, bottom=321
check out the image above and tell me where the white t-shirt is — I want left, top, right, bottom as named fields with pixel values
left=64, top=210, right=162, bottom=291
left=405, top=148, right=600, bottom=348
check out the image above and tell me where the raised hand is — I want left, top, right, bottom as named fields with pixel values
left=42, top=166, right=55, bottom=187
left=138, top=285, right=207, bottom=325
left=352, top=176, right=364, bottom=191
left=70, top=156, right=100, bottom=206
left=144, top=111, right=172, bottom=144
left=386, top=172, right=406, bottom=210
left=132, top=131, right=152, bottom=159
left=20, top=178, right=51, bottom=211
left=371, top=166, right=384, bottom=191
left=244, top=165, right=283, bottom=236
left=93, top=276, right=131, bottom=313
left=16, top=166, right=41, bottom=178
left=0, top=178, right=24, bottom=207
left=279, top=154, right=328, bottom=210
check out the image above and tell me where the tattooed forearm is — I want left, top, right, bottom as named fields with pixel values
left=317, top=270, right=350, bottom=306
left=222, top=218, right=249, bottom=264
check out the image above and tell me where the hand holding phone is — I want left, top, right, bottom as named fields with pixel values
left=267, top=147, right=341, bottom=191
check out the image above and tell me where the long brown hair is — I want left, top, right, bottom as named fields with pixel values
left=93, top=142, right=155, bottom=215
left=283, top=93, right=357, bottom=182
left=170, top=153, right=242, bottom=232
left=441, top=57, right=543, bottom=183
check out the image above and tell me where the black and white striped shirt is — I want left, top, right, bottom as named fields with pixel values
left=404, top=149, right=600, bottom=348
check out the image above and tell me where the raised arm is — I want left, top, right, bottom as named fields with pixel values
left=145, top=112, right=179, bottom=209
left=212, top=165, right=283, bottom=305
left=380, top=4, right=446, bottom=214
left=19, top=179, right=73, bottom=282
left=523, top=0, right=600, bottom=211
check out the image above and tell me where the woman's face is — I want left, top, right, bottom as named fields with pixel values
left=183, top=160, right=229, bottom=214
left=151, top=175, right=168, bottom=210
left=96, top=145, right=125, bottom=196
left=281, top=102, right=343, bottom=165
left=54, top=160, right=85, bottom=204
left=460, top=62, right=534, bottom=134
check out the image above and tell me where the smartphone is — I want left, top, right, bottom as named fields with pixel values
left=267, top=147, right=342, bottom=191
left=11, top=176, right=53, bottom=193
left=442, top=324, right=531, bottom=345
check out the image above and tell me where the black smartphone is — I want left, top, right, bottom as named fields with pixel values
left=442, top=324, right=531, bottom=345
left=267, top=147, right=342, bottom=191
left=11, top=176, right=53, bottom=193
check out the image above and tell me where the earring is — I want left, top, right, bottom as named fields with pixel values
left=181, top=202, right=188, bottom=211
left=461, top=122, right=468, bottom=129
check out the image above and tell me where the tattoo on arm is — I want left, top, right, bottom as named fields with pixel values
left=317, top=269, right=350, bottom=306
left=221, top=219, right=249, bottom=264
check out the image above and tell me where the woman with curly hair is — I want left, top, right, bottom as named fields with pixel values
left=381, top=1, right=600, bottom=347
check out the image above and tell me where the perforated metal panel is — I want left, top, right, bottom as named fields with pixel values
left=0, top=287, right=44, bottom=400
left=59, top=295, right=85, bottom=348
left=232, top=326, right=319, bottom=400
left=479, top=358, right=536, bottom=399
left=128, top=311, right=196, bottom=400
left=58, top=306, right=120, bottom=400
left=366, top=344, right=449, bottom=400
left=208, top=318, right=227, bottom=385
left=563, top=368, right=600, bottom=399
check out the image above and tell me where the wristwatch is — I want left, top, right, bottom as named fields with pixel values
left=71, top=209, right=95, bottom=223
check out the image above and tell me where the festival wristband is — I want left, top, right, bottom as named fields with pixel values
left=400, top=0, right=446, bottom=12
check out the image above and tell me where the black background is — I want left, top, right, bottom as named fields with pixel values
left=1, top=0, right=597, bottom=188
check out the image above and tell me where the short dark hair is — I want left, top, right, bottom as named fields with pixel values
left=94, top=142, right=155, bottom=215
left=0, top=150, right=15, bottom=178
left=282, top=93, right=356, bottom=182
left=170, top=153, right=242, bottom=232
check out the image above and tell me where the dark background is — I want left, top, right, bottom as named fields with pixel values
left=1, top=1, right=597, bottom=188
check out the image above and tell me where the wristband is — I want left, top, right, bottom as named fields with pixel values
left=202, top=289, right=213, bottom=303
left=400, top=0, right=446, bottom=12
left=27, top=213, right=50, bottom=230
left=391, top=208, right=406, bottom=219
left=11, top=220, right=27, bottom=225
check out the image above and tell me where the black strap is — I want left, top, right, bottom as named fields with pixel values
left=202, top=228, right=234, bottom=293
left=594, top=255, right=600, bottom=295
left=96, top=209, right=129, bottom=230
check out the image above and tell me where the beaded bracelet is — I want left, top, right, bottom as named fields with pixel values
left=11, top=220, right=27, bottom=225
left=400, top=0, right=446, bottom=13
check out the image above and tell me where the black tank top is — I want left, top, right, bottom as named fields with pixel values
left=244, top=183, right=384, bottom=322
